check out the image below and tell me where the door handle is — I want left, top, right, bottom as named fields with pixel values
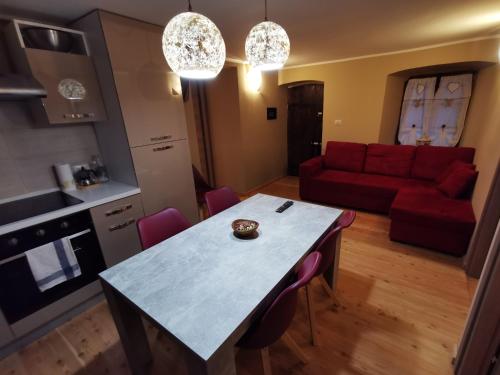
left=109, top=218, right=135, bottom=232
left=311, top=142, right=321, bottom=146
left=105, top=204, right=133, bottom=217
left=153, top=145, right=173, bottom=152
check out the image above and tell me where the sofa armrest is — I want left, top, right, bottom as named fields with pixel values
left=299, top=156, right=323, bottom=178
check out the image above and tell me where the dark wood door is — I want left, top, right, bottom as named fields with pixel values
left=287, top=84, right=324, bottom=175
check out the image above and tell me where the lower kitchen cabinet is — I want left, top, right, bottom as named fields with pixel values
left=131, top=139, right=199, bottom=224
left=90, top=194, right=144, bottom=267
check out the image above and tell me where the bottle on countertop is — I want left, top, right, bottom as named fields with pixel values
left=90, top=155, right=109, bottom=183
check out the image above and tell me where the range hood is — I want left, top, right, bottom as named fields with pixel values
left=0, top=73, right=47, bottom=100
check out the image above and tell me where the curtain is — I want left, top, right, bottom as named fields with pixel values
left=398, top=77, right=436, bottom=145
left=427, top=74, right=472, bottom=147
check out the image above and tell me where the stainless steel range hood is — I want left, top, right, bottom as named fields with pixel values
left=0, top=73, right=47, bottom=100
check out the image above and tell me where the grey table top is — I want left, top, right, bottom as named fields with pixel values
left=100, top=194, right=342, bottom=361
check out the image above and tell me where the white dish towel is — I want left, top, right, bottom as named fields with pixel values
left=25, top=237, right=82, bottom=292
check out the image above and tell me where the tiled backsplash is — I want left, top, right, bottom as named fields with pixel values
left=0, top=102, right=100, bottom=199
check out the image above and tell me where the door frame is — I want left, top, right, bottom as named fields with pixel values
left=464, top=160, right=500, bottom=277
left=455, top=219, right=500, bottom=374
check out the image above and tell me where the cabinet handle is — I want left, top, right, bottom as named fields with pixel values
left=153, top=145, right=173, bottom=152
left=105, top=204, right=133, bottom=217
left=63, top=113, right=95, bottom=119
left=151, top=135, right=172, bottom=141
left=108, top=218, right=135, bottom=232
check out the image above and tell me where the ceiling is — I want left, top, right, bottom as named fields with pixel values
left=1, top=0, right=500, bottom=67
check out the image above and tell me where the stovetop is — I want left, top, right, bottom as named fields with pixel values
left=0, top=191, right=83, bottom=226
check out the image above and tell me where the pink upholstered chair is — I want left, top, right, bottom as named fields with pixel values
left=136, top=207, right=191, bottom=250
left=237, top=252, right=322, bottom=375
left=337, top=210, right=356, bottom=229
left=305, top=210, right=356, bottom=345
left=204, top=186, right=240, bottom=217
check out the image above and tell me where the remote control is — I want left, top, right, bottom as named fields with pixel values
left=276, top=200, right=294, bottom=213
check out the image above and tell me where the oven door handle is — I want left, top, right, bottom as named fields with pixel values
left=0, top=229, right=92, bottom=266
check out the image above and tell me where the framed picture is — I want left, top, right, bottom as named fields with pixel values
left=267, top=107, right=277, bottom=120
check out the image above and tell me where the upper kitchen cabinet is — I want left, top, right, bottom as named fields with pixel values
left=5, top=20, right=107, bottom=125
left=100, top=12, right=187, bottom=147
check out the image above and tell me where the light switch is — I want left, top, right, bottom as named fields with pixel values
left=334, top=119, right=342, bottom=127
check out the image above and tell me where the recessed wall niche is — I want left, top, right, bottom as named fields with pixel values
left=378, top=61, right=494, bottom=145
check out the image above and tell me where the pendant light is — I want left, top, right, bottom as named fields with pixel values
left=162, top=0, right=226, bottom=79
left=245, top=0, right=290, bottom=71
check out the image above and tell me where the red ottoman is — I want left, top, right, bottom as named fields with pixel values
left=389, top=188, right=476, bottom=256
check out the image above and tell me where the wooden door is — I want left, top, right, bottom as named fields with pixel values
left=131, top=139, right=198, bottom=223
left=287, top=84, right=324, bottom=175
left=101, top=12, right=187, bottom=146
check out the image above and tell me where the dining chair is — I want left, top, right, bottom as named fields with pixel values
left=237, top=252, right=322, bottom=375
left=136, top=207, right=191, bottom=250
left=204, top=186, right=240, bottom=217
left=305, top=209, right=356, bottom=345
left=337, top=209, right=356, bottom=229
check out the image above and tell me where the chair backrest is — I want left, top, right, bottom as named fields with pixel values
left=136, top=207, right=191, bottom=250
left=238, top=252, right=322, bottom=349
left=337, top=210, right=356, bottom=229
left=313, top=225, right=342, bottom=277
left=204, top=186, right=240, bottom=217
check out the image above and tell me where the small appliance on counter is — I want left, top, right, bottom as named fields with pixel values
left=72, top=164, right=97, bottom=187
left=89, top=155, right=109, bottom=183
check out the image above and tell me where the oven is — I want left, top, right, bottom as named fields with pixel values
left=0, top=210, right=106, bottom=324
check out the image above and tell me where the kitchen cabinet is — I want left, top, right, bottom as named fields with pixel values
left=74, top=11, right=198, bottom=225
left=5, top=19, right=107, bottom=125
left=90, top=194, right=144, bottom=267
left=26, top=49, right=107, bottom=124
left=100, top=12, right=187, bottom=147
left=131, top=140, right=198, bottom=223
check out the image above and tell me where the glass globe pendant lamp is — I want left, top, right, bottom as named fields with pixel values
left=245, top=0, right=290, bottom=71
left=162, top=0, right=226, bottom=79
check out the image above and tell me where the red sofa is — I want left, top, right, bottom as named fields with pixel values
left=299, top=141, right=477, bottom=256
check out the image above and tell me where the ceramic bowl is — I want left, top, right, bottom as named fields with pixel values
left=231, top=219, right=259, bottom=238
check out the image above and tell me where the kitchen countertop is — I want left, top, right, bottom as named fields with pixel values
left=0, top=181, right=141, bottom=236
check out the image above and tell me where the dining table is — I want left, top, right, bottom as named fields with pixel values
left=99, top=193, right=343, bottom=375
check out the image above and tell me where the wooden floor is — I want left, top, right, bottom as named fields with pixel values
left=0, top=177, right=478, bottom=375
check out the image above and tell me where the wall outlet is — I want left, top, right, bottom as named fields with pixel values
left=334, top=119, right=342, bottom=127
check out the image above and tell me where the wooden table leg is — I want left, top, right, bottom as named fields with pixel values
left=323, top=230, right=342, bottom=290
left=102, top=280, right=153, bottom=375
left=185, top=344, right=237, bottom=375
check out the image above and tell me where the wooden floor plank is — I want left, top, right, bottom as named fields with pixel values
left=0, top=177, right=477, bottom=375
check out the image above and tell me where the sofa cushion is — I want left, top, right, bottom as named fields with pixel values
left=390, top=187, right=476, bottom=255
left=324, top=141, right=366, bottom=172
left=437, top=167, right=478, bottom=199
left=435, top=160, right=475, bottom=184
left=391, top=188, right=475, bottom=230
left=411, top=146, right=475, bottom=181
left=364, top=144, right=416, bottom=177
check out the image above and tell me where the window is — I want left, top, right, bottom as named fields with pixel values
left=397, top=73, right=473, bottom=147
